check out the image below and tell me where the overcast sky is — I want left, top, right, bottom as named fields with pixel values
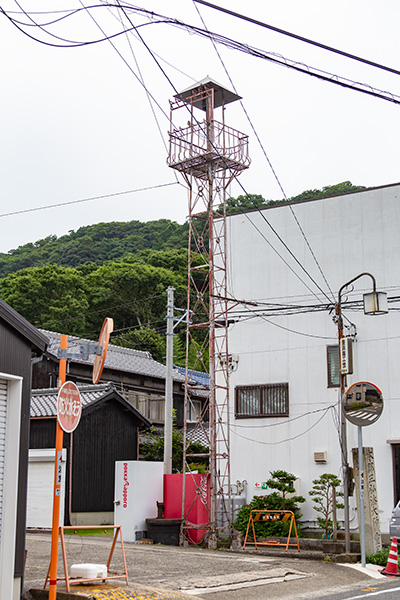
left=1, top=0, right=399, bottom=254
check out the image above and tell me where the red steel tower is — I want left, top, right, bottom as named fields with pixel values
left=167, top=77, right=250, bottom=547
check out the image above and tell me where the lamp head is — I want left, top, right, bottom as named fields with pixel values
left=363, top=291, right=388, bottom=315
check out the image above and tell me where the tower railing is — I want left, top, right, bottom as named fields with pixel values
left=168, top=120, right=250, bottom=179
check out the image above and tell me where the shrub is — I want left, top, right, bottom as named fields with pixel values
left=366, top=547, right=399, bottom=567
left=233, top=470, right=305, bottom=538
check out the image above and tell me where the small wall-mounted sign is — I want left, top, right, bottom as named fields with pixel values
left=254, top=482, right=268, bottom=490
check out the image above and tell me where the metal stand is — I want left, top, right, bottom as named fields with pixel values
left=44, top=526, right=129, bottom=592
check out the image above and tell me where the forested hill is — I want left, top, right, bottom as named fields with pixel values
left=0, top=182, right=365, bottom=278
left=0, top=219, right=189, bottom=278
left=0, top=182, right=366, bottom=362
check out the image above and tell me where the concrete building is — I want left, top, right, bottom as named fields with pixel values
left=223, top=182, right=400, bottom=536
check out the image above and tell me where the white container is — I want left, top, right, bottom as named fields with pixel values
left=70, top=563, right=107, bottom=579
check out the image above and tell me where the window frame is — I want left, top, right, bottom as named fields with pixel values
left=327, top=345, right=340, bottom=388
left=235, top=383, right=289, bottom=419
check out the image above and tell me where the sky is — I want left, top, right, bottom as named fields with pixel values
left=1, top=0, right=400, bottom=254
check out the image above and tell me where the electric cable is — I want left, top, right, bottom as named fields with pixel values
left=193, top=1, right=336, bottom=304
left=230, top=404, right=336, bottom=428
left=0, top=182, right=180, bottom=218
left=2, top=4, right=389, bottom=311
left=4, top=6, right=400, bottom=106
left=229, top=405, right=332, bottom=445
left=193, top=0, right=400, bottom=77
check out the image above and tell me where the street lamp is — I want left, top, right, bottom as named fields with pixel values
left=336, top=272, right=388, bottom=553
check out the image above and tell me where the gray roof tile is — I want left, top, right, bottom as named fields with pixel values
left=40, top=329, right=186, bottom=382
left=31, top=383, right=113, bottom=418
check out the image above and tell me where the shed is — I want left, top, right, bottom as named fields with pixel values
left=0, top=298, right=47, bottom=599
left=29, top=383, right=151, bottom=526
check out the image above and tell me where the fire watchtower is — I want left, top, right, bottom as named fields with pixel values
left=167, top=77, right=250, bottom=181
left=167, top=78, right=251, bottom=549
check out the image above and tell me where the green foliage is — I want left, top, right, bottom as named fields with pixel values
left=0, top=264, right=89, bottom=335
left=309, top=473, right=344, bottom=538
left=140, top=420, right=209, bottom=473
left=0, top=219, right=189, bottom=277
left=0, top=183, right=366, bottom=359
left=366, top=546, right=399, bottom=567
left=216, top=182, right=366, bottom=216
left=233, top=470, right=305, bottom=538
left=116, top=328, right=166, bottom=363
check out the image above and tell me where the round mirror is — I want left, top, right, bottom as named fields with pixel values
left=343, top=381, right=383, bottom=427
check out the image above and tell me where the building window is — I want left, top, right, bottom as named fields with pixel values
left=187, top=399, right=202, bottom=422
left=235, top=383, right=289, bottom=418
left=327, top=345, right=340, bottom=388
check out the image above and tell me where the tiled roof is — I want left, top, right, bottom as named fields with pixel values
left=30, top=383, right=151, bottom=427
left=173, top=365, right=209, bottom=388
left=40, top=329, right=186, bottom=383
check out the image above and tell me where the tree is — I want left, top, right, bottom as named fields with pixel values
left=0, top=264, right=89, bottom=334
left=309, top=473, right=344, bottom=538
left=114, top=327, right=166, bottom=363
left=140, top=420, right=209, bottom=473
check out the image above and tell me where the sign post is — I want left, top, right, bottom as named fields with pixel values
left=344, top=381, right=383, bottom=567
left=48, top=318, right=113, bottom=598
left=49, top=334, right=67, bottom=600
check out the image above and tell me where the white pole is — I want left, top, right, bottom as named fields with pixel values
left=164, top=287, right=175, bottom=474
left=358, top=426, right=366, bottom=567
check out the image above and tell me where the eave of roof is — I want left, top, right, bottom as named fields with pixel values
left=0, top=299, right=48, bottom=353
left=31, top=382, right=151, bottom=428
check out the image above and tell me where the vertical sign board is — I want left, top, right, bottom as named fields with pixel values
left=352, top=447, right=382, bottom=554
left=339, top=336, right=353, bottom=375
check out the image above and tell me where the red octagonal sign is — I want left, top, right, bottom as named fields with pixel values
left=57, top=381, right=82, bottom=433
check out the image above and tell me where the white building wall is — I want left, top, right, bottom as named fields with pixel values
left=224, top=183, right=400, bottom=534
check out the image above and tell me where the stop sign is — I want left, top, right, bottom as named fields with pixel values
left=57, top=381, right=82, bottom=433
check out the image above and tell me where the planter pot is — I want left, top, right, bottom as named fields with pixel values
left=146, top=518, right=182, bottom=546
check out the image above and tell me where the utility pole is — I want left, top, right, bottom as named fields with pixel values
left=164, top=286, right=175, bottom=475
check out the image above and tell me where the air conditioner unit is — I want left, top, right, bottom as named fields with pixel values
left=314, top=451, right=327, bottom=463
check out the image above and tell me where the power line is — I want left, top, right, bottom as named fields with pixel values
left=116, top=8, right=336, bottom=307
left=193, top=1, right=336, bottom=304
left=0, top=182, right=180, bottom=218
left=193, top=0, right=400, bottom=77
left=230, top=404, right=336, bottom=429
left=4, top=6, right=400, bottom=106
left=2, top=4, right=387, bottom=308
left=229, top=405, right=332, bottom=445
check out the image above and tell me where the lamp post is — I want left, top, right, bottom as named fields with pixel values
left=336, top=272, right=388, bottom=554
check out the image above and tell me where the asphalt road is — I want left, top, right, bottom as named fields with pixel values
left=24, top=532, right=398, bottom=600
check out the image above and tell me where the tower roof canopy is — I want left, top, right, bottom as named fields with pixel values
left=175, top=76, right=241, bottom=110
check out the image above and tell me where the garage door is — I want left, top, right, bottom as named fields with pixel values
left=27, top=449, right=66, bottom=528
left=0, top=378, right=7, bottom=545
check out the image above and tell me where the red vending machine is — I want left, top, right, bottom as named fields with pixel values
left=164, top=473, right=210, bottom=544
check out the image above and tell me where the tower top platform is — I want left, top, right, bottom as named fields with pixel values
left=175, top=76, right=241, bottom=110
